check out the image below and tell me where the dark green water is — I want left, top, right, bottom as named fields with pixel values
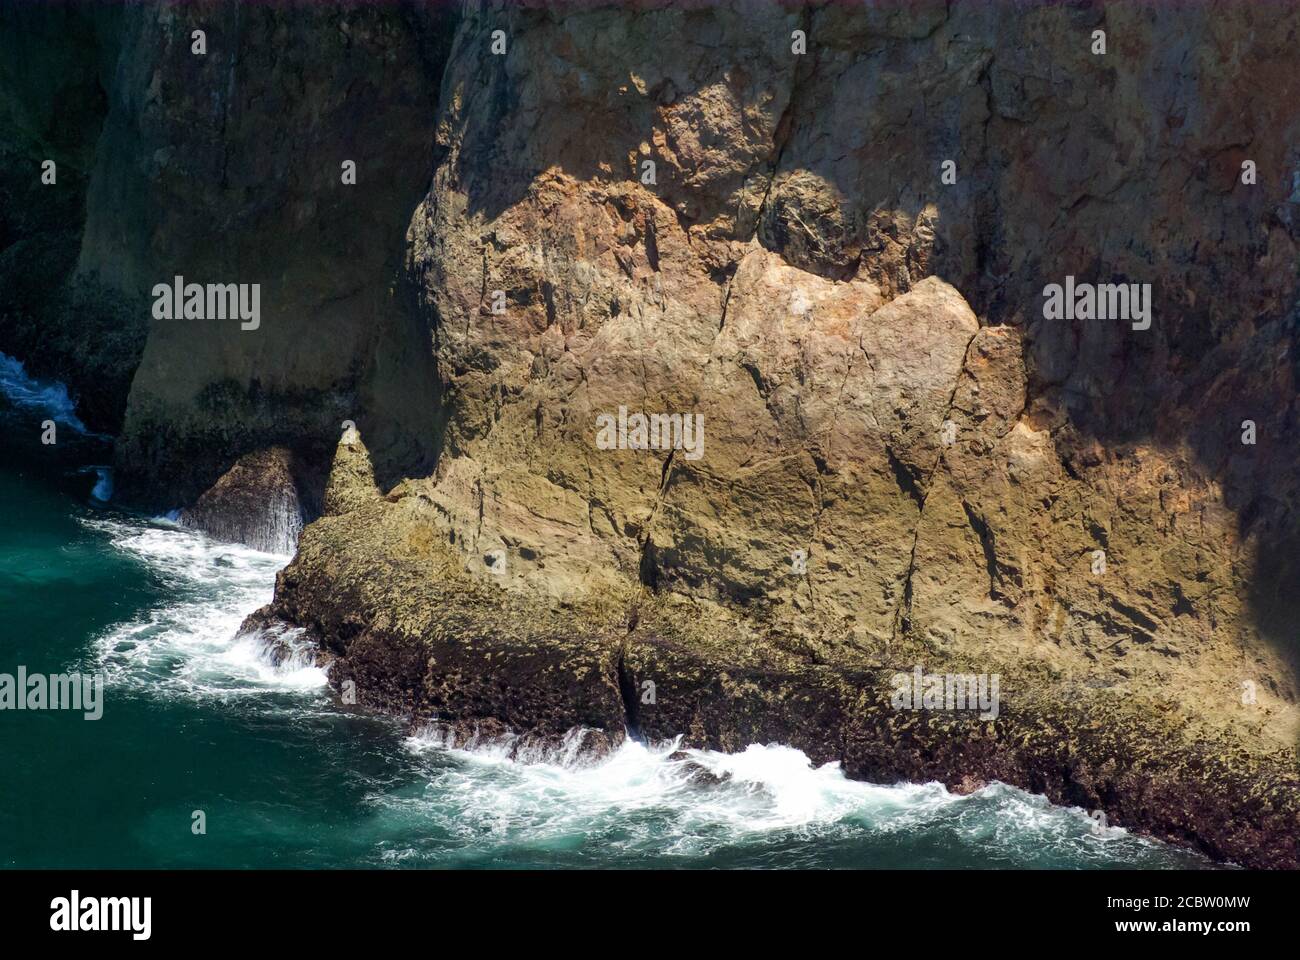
left=0, top=357, right=1215, bottom=869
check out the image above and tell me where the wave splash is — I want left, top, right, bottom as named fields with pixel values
left=84, top=516, right=326, bottom=699
left=388, top=732, right=1208, bottom=868
left=74, top=514, right=1212, bottom=869
left=0, top=351, right=93, bottom=433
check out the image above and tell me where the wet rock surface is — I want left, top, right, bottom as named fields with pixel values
left=667, top=751, right=731, bottom=787
left=3, top=1, right=1298, bottom=867
left=178, top=446, right=315, bottom=554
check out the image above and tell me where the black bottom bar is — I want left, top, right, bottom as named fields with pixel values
left=0, top=868, right=1284, bottom=945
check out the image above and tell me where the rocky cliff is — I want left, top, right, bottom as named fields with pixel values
left=3, top=0, right=1298, bottom=867
left=4, top=0, right=456, bottom=498
left=0, top=2, right=144, bottom=432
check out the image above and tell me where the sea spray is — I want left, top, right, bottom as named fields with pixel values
left=79, top=466, right=114, bottom=502
left=0, top=351, right=92, bottom=433
left=22, top=512, right=1210, bottom=870
left=177, top=488, right=303, bottom=555
left=202, top=486, right=304, bottom=556
left=175, top=449, right=306, bottom=554
left=84, top=516, right=324, bottom=698
left=389, top=735, right=1200, bottom=867
left=91, top=468, right=113, bottom=502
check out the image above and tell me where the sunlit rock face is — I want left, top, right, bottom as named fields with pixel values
left=399, top=0, right=1299, bottom=737
left=3, top=0, right=1298, bottom=867
left=294, top=0, right=1295, bottom=868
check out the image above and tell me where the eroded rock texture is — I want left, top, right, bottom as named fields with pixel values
left=265, top=0, right=1300, bottom=867
left=178, top=446, right=312, bottom=554
left=3, top=0, right=1298, bottom=866
left=44, top=0, right=455, bottom=507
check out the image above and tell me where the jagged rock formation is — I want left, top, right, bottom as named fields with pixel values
left=88, top=1, right=459, bottom=510
left=321, top=424, right=378, bottom=516
left=3, top=0, right=1298, bottom=866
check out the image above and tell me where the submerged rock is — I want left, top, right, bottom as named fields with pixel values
left=667, top=751, right=731, bottom=788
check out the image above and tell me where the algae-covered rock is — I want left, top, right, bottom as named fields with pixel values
left=5, top=0, right=1299, bottom=868
left=252, top=0, right=1300, bottom=868
left=322, top=427, right=379, bottom=517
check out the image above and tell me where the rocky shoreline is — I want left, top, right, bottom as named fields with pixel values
left=239, top=433, right=1300, bottom=869
left=4, top=1, right=1298, bottom=869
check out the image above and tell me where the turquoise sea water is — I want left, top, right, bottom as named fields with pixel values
left=0, top=356, right=1215, bottom=869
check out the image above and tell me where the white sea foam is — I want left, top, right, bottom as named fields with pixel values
left=71, top=515, right=1205, bottom=869
left=390, top=733, right=1186, bottom=866
left=406, top=736, right=957, bottom=845
left=76, top=465, right=114, bottom=501
left=0, top=351, right=92, bottom=433
left=90, top=467, right=114, bottom=502
left=83, top=516, right=326, bottom=699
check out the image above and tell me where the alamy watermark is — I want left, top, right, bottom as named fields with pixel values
left=1042, top=275, right=1151, bottom=331
left=891, top=664, right=1000, bottom=720
left=151, top=275, right=260, bottom=330
left=0, top=667, right=104, bottom=719
left=595, top=406, right=704, bottom=461
left=50, top=891, right=150, bottom=940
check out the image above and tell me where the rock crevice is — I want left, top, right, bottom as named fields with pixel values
left=4, top=0, right=1298, bottom=868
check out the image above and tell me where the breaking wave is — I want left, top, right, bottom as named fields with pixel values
left=74, top=512, right=1214, bottom=869
left=0, top=351, right=93, bottom=434
left=84, top=515, right=326, bottom=699
left=377, top=735, right=1213, bottom=868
